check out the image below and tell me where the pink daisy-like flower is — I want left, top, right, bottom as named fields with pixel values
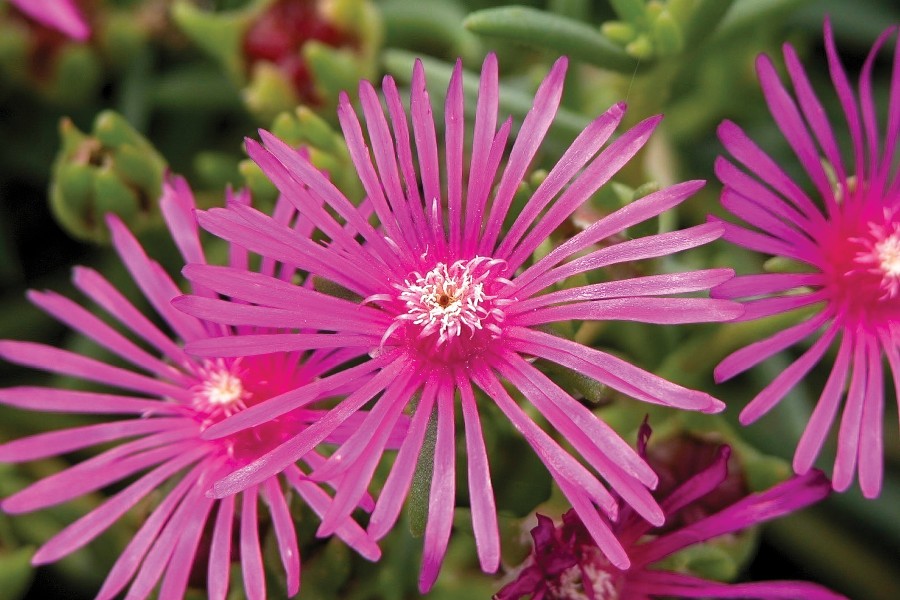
left=0, top=177, right=391, bottom=599
left=713, top=19, right=900, bottom=498
left=495, top=424, right=844, bottom=600
left=7, top=0, right=90, bottom=40
left=176, top=54, right=742, bottom=590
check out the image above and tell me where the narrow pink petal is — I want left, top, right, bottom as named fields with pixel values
left=245, top=138, right=392, bottom=270
left=512, top=181, right=705, bottom=293
left=858, top=28, right=896, bottom=185
left=160, top=175, right=205, bottom=270
left=480, top=57, right=568, bottom=254
left=418, top=377, right=457, bottom=593
left=834, top=330, right=869, bottom=492
left=496, top=353, right=662, bottom=525
left=508, top=327, right=724, bottom=413
left=315, top=375, right=416, bottom=536
left=0, top=417, right=192, bottom=463
left=0, top=386, right=178, bottom=415
left=632, top=470, right=830, bottom=567
left=202, top=350, right=399, bottom=441
left=464, top=53, right=500, bottom=252
left=717, top=120, right=821, bottom=219
left=711, top=273, right=822, bottom=299
left=881, top=32, right=900, bottom=185
left=716, top=156, right=823, bottom=231
left=337, top=90, right=414, bottom=263
left=514, top=269, right=734, bottom=313
left=719, top=220, right=811, bottom=262
left=445, top=59, right=465, bottom=251
left=360, top=78, right=421, bottom=254
left=737, top=290, right=827, bottom=321
left=286, top=466, right=381, bottom=561
left=498, top=102, right=625, bottom=262
left=32, top=446, right=207, bottom=565
left=457, top=374, right=499, bottom=573
left=470, top=364, right=618, bottom=516
left=721, top=189, right=821, bottom=257
left=409, top=59, right=445, bottom=252
left=180, top=264, right=389, bottom=333
left=824, top=19, right=866, bottom=191
left=858, top=341, right=884, bottom=498
left=157, top=490, right=215, bottom=600
left=507, top=114, right=661, bottom=271
left=0, top=340, right=191, bottom=402
left=187, top=332, right=374, bottom=357
left=715, top=311, right=830, bottom=382
left=312, top=371, right=417, bottom=483
left=554, top=477, right=629, bottom=569
left=262, top=479, right=301, bottom=596
left=515, top=297, right=742, bottom=326
left=368, top=380, right=438, bottom=540
left=382, top=75, right=429, bottom=244
left=514, top=222, right=723, bottom=300
left=72, top=267, right=190, bottom=368
left=794, top=332, right=852, bottom=474
left=207, top=494, right=236, bottom=600
left=107, top=215, right=207, bottom=342
left=124, top=475, right=210, bottom=599
left=9, top=0, right=90, bottom=40
left=210, top=357, right=408, bottom=497
left=757, top=54, right=837, bottom=213
left=27, top=290, right=191, bottom=386
left=96, top=465, right=203, bottom=600
left=631, top=570, right=846, bottom=600
left=740, top=325, right=838, bottom=424
left=782, top=43, right=849, bottom=196
left=5, top=437, right=197, bottom=515
left=240, top=487, right=266, bottom=600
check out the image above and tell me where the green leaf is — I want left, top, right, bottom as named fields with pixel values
left=463, top=6, right=642, bottom=73
left=407, top=402, right=438, bottom=538
left=0, top=545, right=34, bottom=600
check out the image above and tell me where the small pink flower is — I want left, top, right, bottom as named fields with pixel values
left=495, top=424, right=845, bottom=600
left=176, top=54, right=742, bottom=591
left=713, top=19, right=900, bottom=498
left=8, top=0, right=89, bottom=40
left=0, top=177, right=392, bottom=599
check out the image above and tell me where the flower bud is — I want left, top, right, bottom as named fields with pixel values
left=50, top=111, right=167, bottom=243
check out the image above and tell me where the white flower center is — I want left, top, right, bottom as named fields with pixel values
left=552, top=563, right=619, bottom=600
left=852, top=218, right=900, bottom=299
left=394, top=257, right=507, bottom=345
left=192, top=360, right=251, bottom=418
left=876, top=234, right=900, bottom=279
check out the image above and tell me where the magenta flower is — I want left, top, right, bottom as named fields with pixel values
left=176, top=54, right=741, bottom=591
left=713, top=19, right=900, bottom=498
left=0, top=177, right=389, bottom=599
left=496, top=426, right=844, bottom=600
left=8, top=0, right=89, bottom=40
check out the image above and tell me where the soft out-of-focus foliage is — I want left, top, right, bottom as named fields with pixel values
left=0, top=1, right=897, bottom=599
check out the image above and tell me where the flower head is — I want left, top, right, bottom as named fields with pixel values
left=7, top=0, right=89, bottom=41
left=0, top=177, right=389, bottom=599
left=713, top=19, right=900, bottom=498
left=177, top=54, right=741, bottom=591
left=496, top=424, right=845, bottom=600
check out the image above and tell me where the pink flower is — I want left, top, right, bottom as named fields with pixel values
left=713, top=19, right=899, bottom=498
left=0, top=177, right=390, bottom=599
left=8, top=0, right=89, bottom=40
left=495, top=425, right=844, bottom=600
left=176, top=54, right=742, bottom=591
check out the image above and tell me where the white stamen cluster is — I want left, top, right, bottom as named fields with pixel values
left=394, top=257, right=508, bottom=345
left=552, top=563, right=619, bottom=600
left=853, top=217, right=900, bottom=299
left=192, top=360, right=251, bottom=419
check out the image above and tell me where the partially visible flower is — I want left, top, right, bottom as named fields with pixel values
left=713, top=19, right=900, bottom=498
left=8, top=0, right=89, bottom=40
left=495, top=425, right=844, bottom=600
left=0, top=177, right=391, bottom=599
left=175, top=53, right=741, bottom=590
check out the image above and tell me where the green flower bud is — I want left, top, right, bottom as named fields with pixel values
left=50, top=112, right=167, bottom=244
